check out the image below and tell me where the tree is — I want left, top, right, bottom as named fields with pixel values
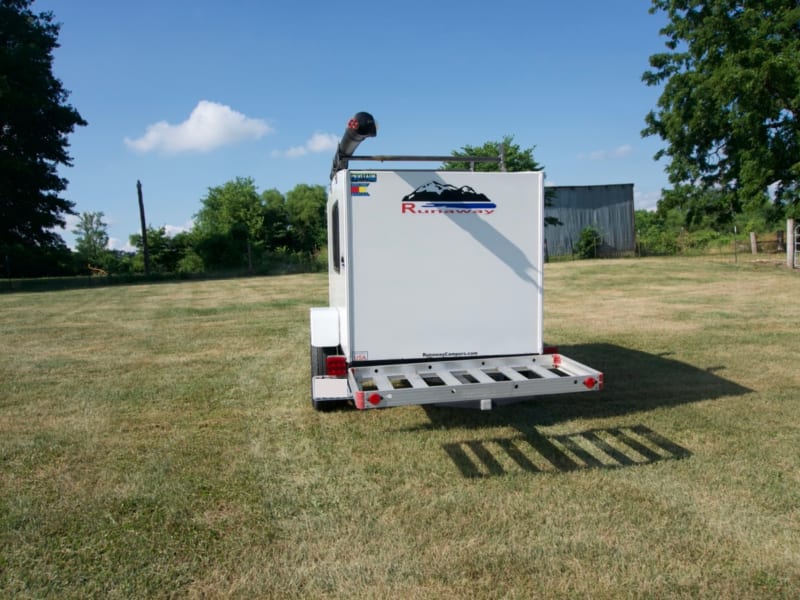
left=285, top=184, right=326, bottom=255
left=658, top=184, right=735, bottom=229
left=443, top=136, right=561, bottom=225
left=635, top=209, right=682, bottom=255
left=643, top=1, right=800, bottom=223
left=261, top=188, right=290, bottom=250
left=129, top=226, right=185, bottom=274
left=442, top=135, right=543, bottom=172
left=0, top=0, right=87, bottom=275
left=72, top=211, right=109, bottom=270
left=194, top=177, right=265, bottom=272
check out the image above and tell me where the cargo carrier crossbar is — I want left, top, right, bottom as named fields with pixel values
left=347, top=354, right=603, bottom=409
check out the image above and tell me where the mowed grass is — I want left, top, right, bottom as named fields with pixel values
left=1, top=258, right=799, bottom=598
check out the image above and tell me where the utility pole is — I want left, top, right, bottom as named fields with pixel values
left=137, top=180, right=150, bottom=275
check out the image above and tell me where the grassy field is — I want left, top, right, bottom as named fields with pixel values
left=1, top=257, right=799, bottom=598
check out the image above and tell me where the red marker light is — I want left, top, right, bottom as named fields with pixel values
left=583, top=377, right=597, bottom=389
left=368, top=393, right=381, bottom=406
left=326, top=356, right=347, bottom=377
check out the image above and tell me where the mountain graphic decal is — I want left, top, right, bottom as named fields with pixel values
left=401, top=182, right=496, bottom=209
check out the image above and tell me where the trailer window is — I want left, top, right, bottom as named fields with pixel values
left=331, top=201, right=340, bottom=273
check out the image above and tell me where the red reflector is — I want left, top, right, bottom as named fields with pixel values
left=599, top=373, right=604, bottom=390
left=543, top=346, right=559, bottom=354
left=326, top=356, right=347, bottom=377
left=552, top=354, right=562, bottom=367
left=583, top=377, right=597, bottom=389
left=354, top=391, right=365, bottom=410
left=368, top=393, right=381, bottom=406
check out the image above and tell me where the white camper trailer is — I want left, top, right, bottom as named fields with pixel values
left=310, top=112, right=602, bottom=410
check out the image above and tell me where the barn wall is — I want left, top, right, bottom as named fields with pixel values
left=544, top=184, right=635, bottom=257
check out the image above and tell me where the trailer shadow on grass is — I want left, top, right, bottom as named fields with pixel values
left=416, top=343, right=751, bottom=478
left=441, top=425, right=692, bottom=478
left=421, top=343, right=752, bottom=428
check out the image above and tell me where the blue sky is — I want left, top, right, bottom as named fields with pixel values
left=36, top=0, right=671, bottom=251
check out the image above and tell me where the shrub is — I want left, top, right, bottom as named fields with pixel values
left=177, top=251, right=205, bottom=274
left=576, top=226, right=602, bottom=259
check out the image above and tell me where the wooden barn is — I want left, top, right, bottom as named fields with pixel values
left=544, top=183, right=635, bottom=257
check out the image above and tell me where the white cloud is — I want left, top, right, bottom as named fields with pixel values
left=273, top=132, right=338, bottom=158
left=107, top=237, right=136, bottom=253
left=634, top=189, right=661, bottom=211
left=125, top=101, right=272, bottom=154
left=613, top=145, right=633, bottom=158
left=579, top=144, right=633, bottom=161
left=307, top=132, right=338, bottom=153
left=164, top=220, right=194, bottom=237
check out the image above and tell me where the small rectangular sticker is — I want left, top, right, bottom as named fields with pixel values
left=350, top=173, right=377, bottom=197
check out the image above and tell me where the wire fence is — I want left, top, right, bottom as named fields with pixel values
left=545, top=229, right=794, bottom=265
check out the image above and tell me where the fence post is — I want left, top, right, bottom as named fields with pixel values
left=750, top=232, right=758, bottom=255
left=788, top=219, right=795, bottom=269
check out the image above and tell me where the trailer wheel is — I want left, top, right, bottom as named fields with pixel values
left=310, top=345, right=342, bottom=411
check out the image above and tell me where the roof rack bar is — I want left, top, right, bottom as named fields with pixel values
left=347, top=154, right=504, bottom=172
left=348, top=155, right=501, bottom=163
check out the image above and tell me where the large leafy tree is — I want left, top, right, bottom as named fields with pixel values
left=195, top=177, right=265, bottom=272
left=643, top=0, right=800, bottom=223
left=442, top=136, right=560, bottom=225
left=72, top=211, right=109, bottom=270
left=285, top=184, right=326, bottom=255
left=261, top=188, right=290, bottom=250
left=0, top=0, right=87, bottom=273
left=442, top=135, right=543, bottom=172
left=129, top=226, right=187, bottom=274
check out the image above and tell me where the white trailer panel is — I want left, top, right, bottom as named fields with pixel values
left=328, top=169, right=544, bottom=363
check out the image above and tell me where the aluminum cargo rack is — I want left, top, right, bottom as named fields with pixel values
left=348, top=354, right=603, bottom=410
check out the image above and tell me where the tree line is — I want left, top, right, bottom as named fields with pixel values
left=72, top=178, right=329, bottom=277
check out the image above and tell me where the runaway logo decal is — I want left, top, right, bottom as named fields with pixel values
left=401, top=181, right=496, bottom=214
